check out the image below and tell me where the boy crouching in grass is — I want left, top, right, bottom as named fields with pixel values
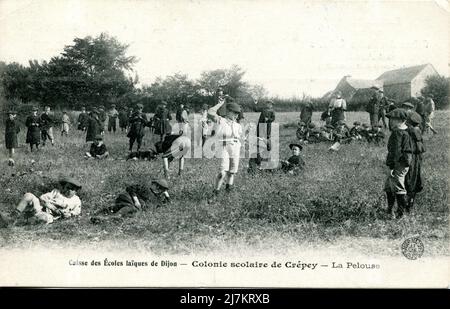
left=10, top=177, right=82, bottom=225
left=85, top=135, right=109, bottom=159
left=384, top=108, right=412, bottom=219
left=280, top=143, right=305, bottom=174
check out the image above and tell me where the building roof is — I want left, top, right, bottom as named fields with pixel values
left=376, top=64, right=432, bottom=85
left=344, top=78, right=382, bottom=89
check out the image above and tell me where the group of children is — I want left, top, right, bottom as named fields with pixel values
left=2, top=91, right=431, bottom=226
left=0, top=175, right=172, bottom=227
left=296, top=120, right=385, bottom=147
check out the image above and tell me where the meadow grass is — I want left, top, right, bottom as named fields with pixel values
left=0, top=111, right=448, bottom=257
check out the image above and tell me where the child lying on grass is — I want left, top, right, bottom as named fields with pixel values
left=9, top=176, right=82, bottom=225
left=90, top=179, right=170, bottom=223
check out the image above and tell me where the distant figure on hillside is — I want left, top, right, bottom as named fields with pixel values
left=300, top=100, right=314, bottom=126
left=25, top=107, right=41, bottom=152
left=5, top=110, right=20, bottom=165
left=61, top=111, right=70, bottom=136
left=77, top=107, right=89, bottom=131
left=40, top=106, right=54, bottom=146
left=328, top=91, right=347, bottom=126
left=107, top=104, right=119, bottom=133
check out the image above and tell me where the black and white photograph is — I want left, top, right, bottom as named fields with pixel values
left=0, top=0, right=448, bottom=288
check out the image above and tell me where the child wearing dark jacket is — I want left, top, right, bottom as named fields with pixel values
left=281, top=143, right=305, bottom=174
left=405, top=112, right=425, bottom=213
left=384, top=108, right=412, bottom=219
left=85, top=135, right=109, bottom=159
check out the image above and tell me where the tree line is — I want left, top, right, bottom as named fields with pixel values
left=1, top=33, right=448, bottom=118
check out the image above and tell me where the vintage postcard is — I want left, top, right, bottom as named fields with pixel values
left=0, top=0, right=448, bottom=288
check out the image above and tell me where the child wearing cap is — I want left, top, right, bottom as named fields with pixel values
left=107, top=105, right=119, bottom=133
left=127, top=105, right=149, bottom=152
left=5, top=110, right=20, bottom=165
left=118, top=107, right=130, bottom=132
left=12, top=177, right=82, bottom=224
left=384, top=108, right=413, bottom=219
left=25, top=107, right=41, bottom=152
left=405, top=112, right=425, bottom=212
left=349, top=121, right=363, bottom=140
left=92, top=180, right=170, bottom=221
left=77, top=107, right=89, bottom=131
left=207, top=96, right=243, bottom=193
left=86, top=110, right=102, bottom=143
left=85, top=135, right=109, bottom=159
left=40, top=106, right=55, bottom=146
left=61, top=111, right=70, bottom=136
left=280, top=143, right=305, bottom=174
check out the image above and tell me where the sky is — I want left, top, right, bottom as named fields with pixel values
left=0, top=0, right=448, bottom=98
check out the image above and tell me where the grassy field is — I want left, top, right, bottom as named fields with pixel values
left=0, top=111, right=448, bottom=257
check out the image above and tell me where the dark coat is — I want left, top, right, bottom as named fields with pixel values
left=86, top=115, right=102, bottom=142
left=153, top=106, right=172, bottom=136
left=386, top=127, right=412, bottom=170
left=257, top=109, right=275, bottom=138
left=127, top=111, right=148, bottom=138
left=5, top=118, right=20, bottom=149
left=39, top=113, right=53, bottom=130
left=367, top=93, right=380, bottom=115
left=89, top=143, right=107, bottom=157
left=25, top=115, right=41, bottom=144
left=77, top=112, right=89, bottom=130
left=405, top=126, right=425, bottom=194
left=281, top=155, right=305, bottom=172
left=118, top=110, right=129, bottom=128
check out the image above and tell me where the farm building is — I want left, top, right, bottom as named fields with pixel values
left=322, top=76, right=383, bottom=109
left=376, top=63, right=438, bottom=102
left=331, top=76, right=382, bottom=102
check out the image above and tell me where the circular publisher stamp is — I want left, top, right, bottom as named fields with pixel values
left=401, top=237, right=424, bottom=260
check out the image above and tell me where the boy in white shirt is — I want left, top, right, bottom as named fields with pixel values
left=208, top=98, right=243, bottom=194
left=13, top=177, right=82, bottom=224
